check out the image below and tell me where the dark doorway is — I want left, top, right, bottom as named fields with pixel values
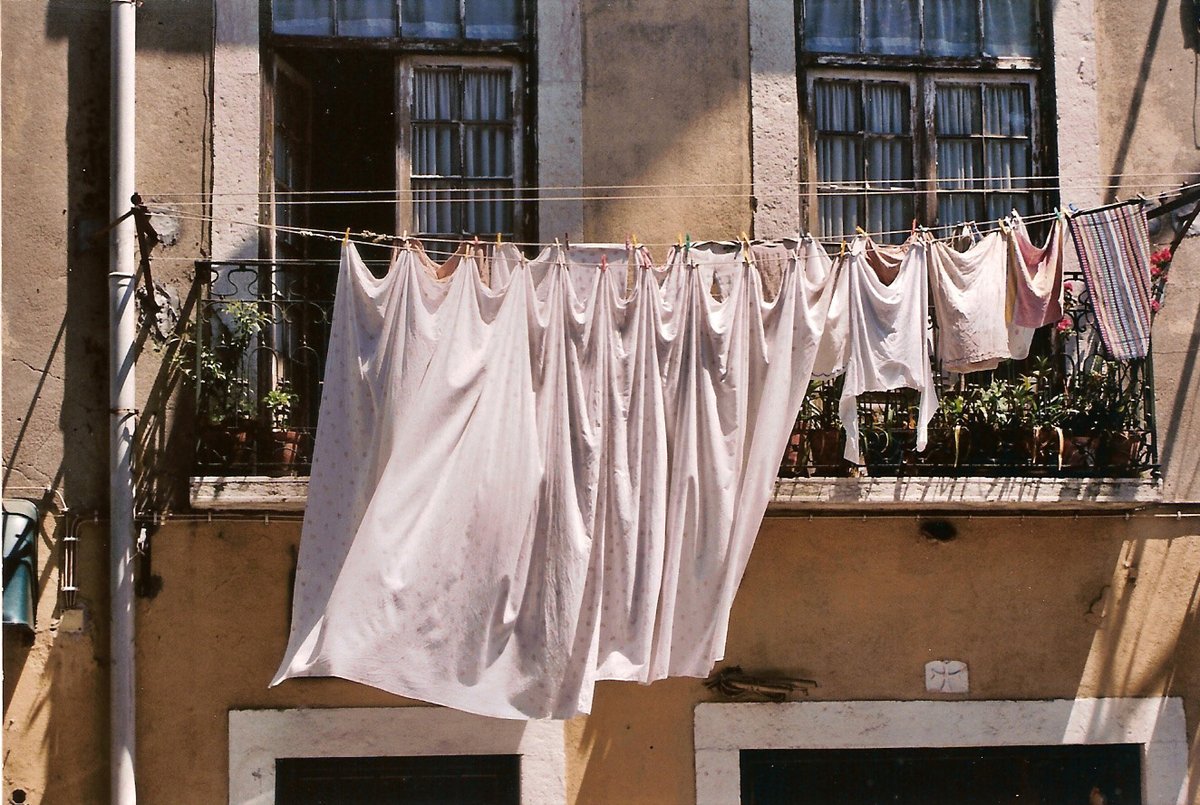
left=741, top=743, right=1142, bottom=805
left=275, top=47, right=397, bottom=263
left=275, top=754, right=520, bottom=805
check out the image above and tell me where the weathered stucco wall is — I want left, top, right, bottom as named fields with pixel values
left=122, top=515, right=1200, bottom=804
left=6, top=1, right=1200, bottom=804
left=1095, top=0, right=1200, bottom=503
left=580, top=0, right=753, bottom=246
left=1, top=1, right=211, bottom=802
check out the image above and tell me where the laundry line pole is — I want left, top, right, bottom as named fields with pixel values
left=108, top=0, right=138, bottom=803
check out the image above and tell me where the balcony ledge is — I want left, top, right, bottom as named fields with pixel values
left=191, top=475, right=1163, bottom=513
left=770, top=475, right=1162, bottom=512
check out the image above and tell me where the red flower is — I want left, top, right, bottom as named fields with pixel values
left=1151, top=265, right=1162, bottom=279
left=1151, top=299, right=1162, bottom=314
left=1056, top=316, right=1074, bottom=333
left=1151, top=247, right=1173, bottom=266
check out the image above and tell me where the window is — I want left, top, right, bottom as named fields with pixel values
left=267, top=0, right=533, bottom=258
left=798, top=0, right=1049, bottom=241
left=229, top=708, right=566, bottom=804
left=275, top=754, right=519, bottom=804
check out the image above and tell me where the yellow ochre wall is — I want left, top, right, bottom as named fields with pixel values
left=4, top=1, right=1200, bottom=804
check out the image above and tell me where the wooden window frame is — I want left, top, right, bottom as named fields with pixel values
left=396, top=55, right=525, bottom=241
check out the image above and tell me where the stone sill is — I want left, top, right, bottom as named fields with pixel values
left=191, top=475, right=1162, bottom=513
left=770, top=476, right=1162, bottom=512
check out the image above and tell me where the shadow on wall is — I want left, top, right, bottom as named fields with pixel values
left=2, top=517, right=109, bottom=803
left=1103, top=0, right=1198, bottom=201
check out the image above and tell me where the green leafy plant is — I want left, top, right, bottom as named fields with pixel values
left=263, top=382, right=299, bottom=431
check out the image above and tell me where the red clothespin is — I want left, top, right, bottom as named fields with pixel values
left=600, top=254, right=608, bottom=272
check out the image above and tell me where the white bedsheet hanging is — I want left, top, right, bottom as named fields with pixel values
left=928, top=231, right=1011, bottom=373
left=272, top=240, right=836, bottom=719
left=839, top=236, right=937, bottom=464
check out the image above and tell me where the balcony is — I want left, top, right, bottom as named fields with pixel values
left=187, top=257, right=1161, bottom=511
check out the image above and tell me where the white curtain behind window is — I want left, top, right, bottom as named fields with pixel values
left=815, top=82, right=861, bottom=240
left=863, top=0, right=919, bottom=55
left=925, top=0, right=978, bottom=56
left=403, top=0, right=458, bottom=38
left=984, top=0, right=1037, bottom=57
left=413, top=69, right=457, bottom=236
left=936, top=85, right=982, bottom=226
left=983, top=85, right=1031, bottom=220
left=863, top=84, right=911, bottom=238
left=273, top=0, right=333, bottom=35
left=337, top=0, right=396, bottom=37
left=805, top=0, right=857, bottom=52
left=465, top=0, right=522, bottom=40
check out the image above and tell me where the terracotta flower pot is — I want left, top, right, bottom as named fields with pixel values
left=1103, top=430, right=1145, bottom=476
left=806, top=427, right=849, bottom=477
left=268, top=428, right=305, bottom=476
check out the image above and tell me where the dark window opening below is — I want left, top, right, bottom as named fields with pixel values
left=741, top=744, right=1142, bottom=805
left=275, top=754, right=520, bottom=805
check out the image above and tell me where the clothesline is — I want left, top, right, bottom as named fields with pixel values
left=142, top=171, right=1200, bottom=199
left=152, top=206, right=1067, bottom=260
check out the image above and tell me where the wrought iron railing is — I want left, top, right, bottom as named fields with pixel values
left=190, top=260, right=1158, bottom=479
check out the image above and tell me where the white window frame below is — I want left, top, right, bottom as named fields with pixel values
left=694, top=698, right=1190, bottom=805
left=229, top=707, right=566, bottom=805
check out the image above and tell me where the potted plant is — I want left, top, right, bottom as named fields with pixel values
left=171, top=299, right=270, bottom=468
left=263, top=381, right=303, bottom=474
left=790, top=379, right=847, bottom=477
left=917, top=389, right=974, bottom=473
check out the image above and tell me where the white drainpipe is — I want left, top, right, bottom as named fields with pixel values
left=109, top=0, right=138, bottom=803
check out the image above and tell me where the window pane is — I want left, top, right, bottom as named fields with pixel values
left=936, top=85, right=981, bottom=136
left=864, top=83, right=908, bottom=134
left=985, top=141, right=1030, bottom=190
left=804, top=0, right=858, bottom=53
left=984, top=0, right=1037, bottom=57
left=864, top=0, right=919, bottom=55
left=814, top=81, right=861, bottom=132
left=273, top=0, right=333, bottom=35
left=937, top=140, right=983, bottom=190
left=414, top=68, right=457, bottom=119
left=816, top=138, right=861, bottom=239
left=337, top=0, right=397, bottom=37
left=925, top=0, right=979, bottom=56
left=463, top=72, right=512, bottom=121
left=983, top=84, right=1029, bottom=137
left=466, top=0, right=522, bottom=40
left=403, top=0, right=459, bottom=38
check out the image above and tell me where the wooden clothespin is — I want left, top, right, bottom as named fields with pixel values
left=563, top=233, right=571, bottom=251
left=840, top=240, right=847, bottom=258
left=343, top=227, right=351, bottom=245
left=910, top=218, right=918, bottom=237
left=600, top=254, right=608, bottom=271
left=631, top=233, right=640, bottom=249
left=496, top=231, right=502, bottom=245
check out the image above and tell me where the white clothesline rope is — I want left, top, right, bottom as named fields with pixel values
left=142, top=171, right=1200, bottom=199
left=150, top=206, right=1069, bottom=261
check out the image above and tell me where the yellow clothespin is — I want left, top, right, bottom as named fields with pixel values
left=343, top=227, right=351, bottom=245
left=840, top=240, right=847, bottom=258
left=496, top=231, right=502, bottom=245
left=855, top=226, right=868, bottom=237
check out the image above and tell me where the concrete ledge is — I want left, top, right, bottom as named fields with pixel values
left=190, top=476, right=309, bottom=511
left=770, top=476, right=1163, bottom=511
left=193, top=475, right=1162, bottom=513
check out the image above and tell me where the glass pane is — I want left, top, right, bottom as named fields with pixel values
left=864, top=83, right=908, bottom=134
left=804, top=0, right=857, bottom=53
left=935, top=85, right=981, bottom=135
left=466, top=0, right=522, bottom=40
left=814, top=81, right=861, bottom=133
left=984, top=0, right=1037, bottom=57
left=464, top=127, right=512, bottom=178
left=413, top=68, right=457, bottom=119
left=413, top=180, right=458, bottom=236
left=337, top=0, right=397, bottom=36
left=985, top=141, right=1030, bottom=190
left=273, top=0, right=333, bottom=35
left=463, top=71, right=512, bottom=121
left=412, top=125, right=457, bottom=176
left=986, top=192, right=1030, bottom=221
left=817, top=137, right=861, bottom=185
left=867, top=191, right=913, bottom=243
left=866, top=138, right=911, bottom=186
left=864, top=0, right=919, bottom=55
left=403, top=0, right=458, bottom=38
left=925, top=0, right=978, bottom=56
left=983, top=84, right=1029, bottom=136
left=939, top=192, right=982, bottom=228
left=937, top=140, right=983, bottom=190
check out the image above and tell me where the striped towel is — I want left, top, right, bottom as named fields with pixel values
left=1068, top=202, right=1154, bottom=360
